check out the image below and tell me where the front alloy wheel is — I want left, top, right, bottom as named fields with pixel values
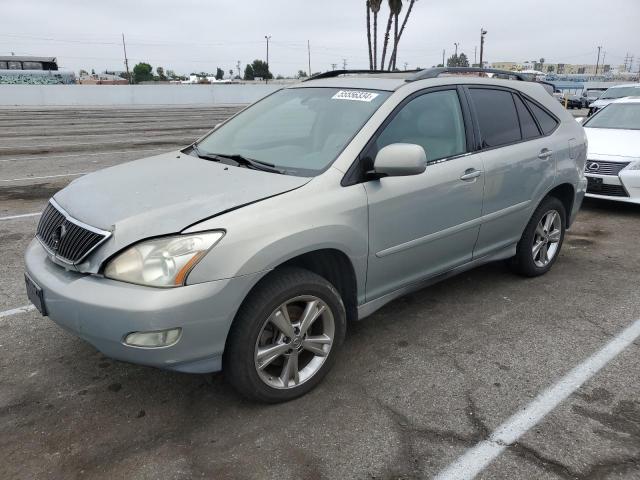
left=224, top=267, right=346, bottom=403
left=254, top=296, right=335, bottom=389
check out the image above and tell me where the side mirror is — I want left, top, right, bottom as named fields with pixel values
left=373, top=143, right=427, bottom=177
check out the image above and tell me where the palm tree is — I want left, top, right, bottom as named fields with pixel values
left=369, top=0, right=383, bottom=69
left=366, top=1, right=373, bottom=69
left=388, top=0, right=417, bottom=70
left=381, top=0, right=402, bottom=70
left=387, top=0, right=402, bottom=70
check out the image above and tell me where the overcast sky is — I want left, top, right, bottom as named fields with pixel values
left=3, top=0, right=640, bottom=76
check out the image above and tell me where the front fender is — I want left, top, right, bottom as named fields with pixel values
left=184, top=168, right=369, bottom=301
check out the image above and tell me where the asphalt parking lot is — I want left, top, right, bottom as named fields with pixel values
left=1, top=105, right=639, bottom=479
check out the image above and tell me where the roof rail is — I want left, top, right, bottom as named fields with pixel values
left=304, top=69, right=420, bottom=82
left=406, top=67, right=531, bottom=82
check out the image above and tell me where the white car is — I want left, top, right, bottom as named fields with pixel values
left=582, top=97, right=640, bottom=203
left=588, top=83, right=640, bottom=116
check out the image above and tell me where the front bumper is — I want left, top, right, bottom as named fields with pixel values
left=24, top=240, right=262, bottom=373
left=585, top=169, right=640, bottom=204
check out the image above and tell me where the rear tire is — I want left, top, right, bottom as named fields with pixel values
left=223, top=267, right=346, bottom=403
left=510, top=196, right=566, bottom=277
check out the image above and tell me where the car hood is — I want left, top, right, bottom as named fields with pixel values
left=53, top=151, right=310, bottom=257
left=585, top=128, right=640, bottom=159
left=590, top=98, right=614, bottom=108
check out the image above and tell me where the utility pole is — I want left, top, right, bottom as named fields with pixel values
left=623, top=53, right=630, bottom=72
left=479, top=28, right=487, bottom=68
left=122, top=33, right=131, bottom=84
left=342, top=58, right=347, bottom=70
left=307, top=40, right=311, bottom=76
left=331, top=63, right=337, bottom=71
left=236, top=60, right=241, bottom=79
left=264, top=35, right=271, bottom=83
left=403, top=62, right=408, bottom=71
left=442, top=49, right=445, bottom=67
left=595, top=45, right=602, bottom=75
left=601, top=50, right=606, bottom=73
left=454, top=42, right=459, bottom=56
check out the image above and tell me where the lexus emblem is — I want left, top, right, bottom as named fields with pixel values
left=51, top=224, right=66, bottom=252
left=586, top=162, right=600, bottom=172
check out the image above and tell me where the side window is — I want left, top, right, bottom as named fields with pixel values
left=513, top=94, right=541, bottom=139
left=525, top=99, right=559, bottom=135
left=376, top=89, right=466, bottom=162
left=468, top=88, right=521, bottom=147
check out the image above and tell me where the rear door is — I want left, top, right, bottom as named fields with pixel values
left=465, top=87, right=558, bottom=258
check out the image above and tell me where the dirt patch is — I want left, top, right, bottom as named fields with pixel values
left=0, top=183, right=60, bottom=201
left=567, top=238, right=594, bottom=247
left=0, top=231, right=28, bottom=242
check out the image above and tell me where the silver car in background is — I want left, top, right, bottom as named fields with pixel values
left=25, top=68, right=587, bottom=402
left=588, top=83, right=640, bottom=116
left=582, top=96, right=640, bottom=203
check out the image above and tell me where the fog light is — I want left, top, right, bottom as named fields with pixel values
left=124, top=328, right=182, bottom=348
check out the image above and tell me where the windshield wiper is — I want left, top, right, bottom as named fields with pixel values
left=190, top=144, right=285, bottom=174
left=209, top=152, right=285, bottom=174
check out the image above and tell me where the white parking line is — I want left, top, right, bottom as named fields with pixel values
left=0, top=305, right=35, bottom=318
left=434, top=318, right=640, bottom=480
left=0, top=212, right=41, bottom=221
left=1, top=172, right=87, bottom=182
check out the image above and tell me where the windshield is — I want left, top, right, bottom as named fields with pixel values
left=586, top=89, right=604, bottom=98
left=584, top=103, right=640, bottom=130
left=195, top=87, right=390, bottom=176
left=600, top=86, right=640, bottom=99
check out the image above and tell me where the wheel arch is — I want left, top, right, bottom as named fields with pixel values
left=237, top=248, right=360, bottom=324
left=544, top=183, right=576, bottom=227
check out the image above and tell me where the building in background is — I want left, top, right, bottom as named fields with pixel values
left=78, top=73, right=128, bottom=85
left=0, top=55, right=75, bottom=84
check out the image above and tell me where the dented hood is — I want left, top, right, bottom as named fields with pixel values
left=53, top=151, right=310, bottom=261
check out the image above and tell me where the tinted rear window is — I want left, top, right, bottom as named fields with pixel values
left=469, top=88, right=521, bottom=147
left=513, top=95, right=541, bottom=139
left=525, top=100, right=559, bottom=135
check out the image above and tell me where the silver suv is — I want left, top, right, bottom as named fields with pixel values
left=25, top=68, right=587, bottom=402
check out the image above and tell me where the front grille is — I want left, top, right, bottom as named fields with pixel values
left=586, top=179, right=629, bottom=197
left=584, top=160, right=629, bottom=176
left=36, top=202, right=110, bottom=264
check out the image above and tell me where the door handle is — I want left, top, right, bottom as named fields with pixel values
left=538, top=149, right=553, bottom=159
left=460, top=169, right=482, bottom=181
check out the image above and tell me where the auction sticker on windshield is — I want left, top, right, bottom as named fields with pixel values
left=332, top=90, right=380, bottom=102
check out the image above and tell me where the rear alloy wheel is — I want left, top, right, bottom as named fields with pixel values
left=532, top=210, right=562, bottom=268
left=224, top=267, right=346, bottom=403
left=510, top=196, right=566, bottom=277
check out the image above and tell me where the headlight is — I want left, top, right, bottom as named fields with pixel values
left=626, top=161, right=640, bottom=171
left=104, top=231, right=224, bottom=287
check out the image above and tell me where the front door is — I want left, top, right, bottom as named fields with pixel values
left=364, top=88, right=484, bottom=301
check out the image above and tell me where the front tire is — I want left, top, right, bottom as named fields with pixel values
left=223, top=267, right=346, bottom=403
left=510, top=196, right=566, bottom=277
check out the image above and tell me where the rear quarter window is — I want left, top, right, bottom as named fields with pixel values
left=513, top=95, right=542, bottom=139
left=525, top=99, right=559, bottom=135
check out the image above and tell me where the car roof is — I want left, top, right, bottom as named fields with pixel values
left=288, top=68, right=548, bottom=94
